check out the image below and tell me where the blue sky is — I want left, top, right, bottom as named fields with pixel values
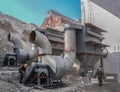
left=0, top=0, right=81, bottom=25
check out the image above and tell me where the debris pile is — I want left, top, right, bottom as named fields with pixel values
left=0, top=67, right=19, bottom=82
left=0, top=79, right=33, bottom=92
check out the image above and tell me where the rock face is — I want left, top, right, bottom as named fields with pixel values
left=0, top=12, right=39, bottom=65
left=0, top=12, right=38, bottom=33
left=0, top=12, right=39, bottom=91
left=0, top=67, right=34, bottom=92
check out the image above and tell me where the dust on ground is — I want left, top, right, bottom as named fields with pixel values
left=0, top=67, right=120, bottom=92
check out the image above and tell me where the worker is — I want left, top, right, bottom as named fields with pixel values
left=19, top=64, right=28, bottom=83
left=96, top=68, right=104, bottom=86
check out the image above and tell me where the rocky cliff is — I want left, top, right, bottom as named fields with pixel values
left=0, top=12, right=39, bottom=65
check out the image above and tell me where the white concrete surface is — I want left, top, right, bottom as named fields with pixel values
left=95, top=52, right=120, bottom=74
left=95, top=52, right=120, bottom=83
left=81, top=0, right=120, bottom=52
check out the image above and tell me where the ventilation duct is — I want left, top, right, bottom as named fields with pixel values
left=29, top=28, right=76, bottom=79
left=29, top=31, right=52, bottom=55
left=8, top=33, right=39, bottom=63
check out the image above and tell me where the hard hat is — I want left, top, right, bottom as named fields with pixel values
left=23, top=64, right=28, bottom=68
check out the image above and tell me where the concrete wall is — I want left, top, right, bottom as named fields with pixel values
left=95, top=53, right=120, bottom=74
left=81, top=0, right=120, bottom=52
left=92, top=0, right=120, bottom=19
left=95, top=52, right=120, bottom=83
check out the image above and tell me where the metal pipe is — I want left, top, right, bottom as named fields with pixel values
left=8, top=33, right=39, bottom=62
left=29, top=44, right=39, bottom=60
left=8, top=33, right=23, bottom=49
left=54, top=51, right=75, bottom=79
left=33, top=28, right=76, bottom=79
left=8, top=33, right=31, bottom=50
left=23, top=28, right=76, bottom=81
left=29, top=30, right=52, bottom=54
left=15, top=49, right=29, bottom=63
left=55, top=28, right=76, bottom=79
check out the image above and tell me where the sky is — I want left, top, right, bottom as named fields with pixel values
left=0, top=0, right=81, bottom=25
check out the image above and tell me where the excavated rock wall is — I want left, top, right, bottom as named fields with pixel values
left=0, top=12, right=39, bottom=66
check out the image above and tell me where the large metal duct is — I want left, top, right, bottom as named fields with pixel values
left=29, top=44, right=39, bottom=60
left=29, top=30, right=52, bottom=54
left=54, top=28, right=76, bottom=79
left=8, top=33, right=39, bottom=62
left=64, top=29, right=76, bottom=52
left=29, top=28, right=76, bottom=79
left=8, top=33, right=23, bottom=49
